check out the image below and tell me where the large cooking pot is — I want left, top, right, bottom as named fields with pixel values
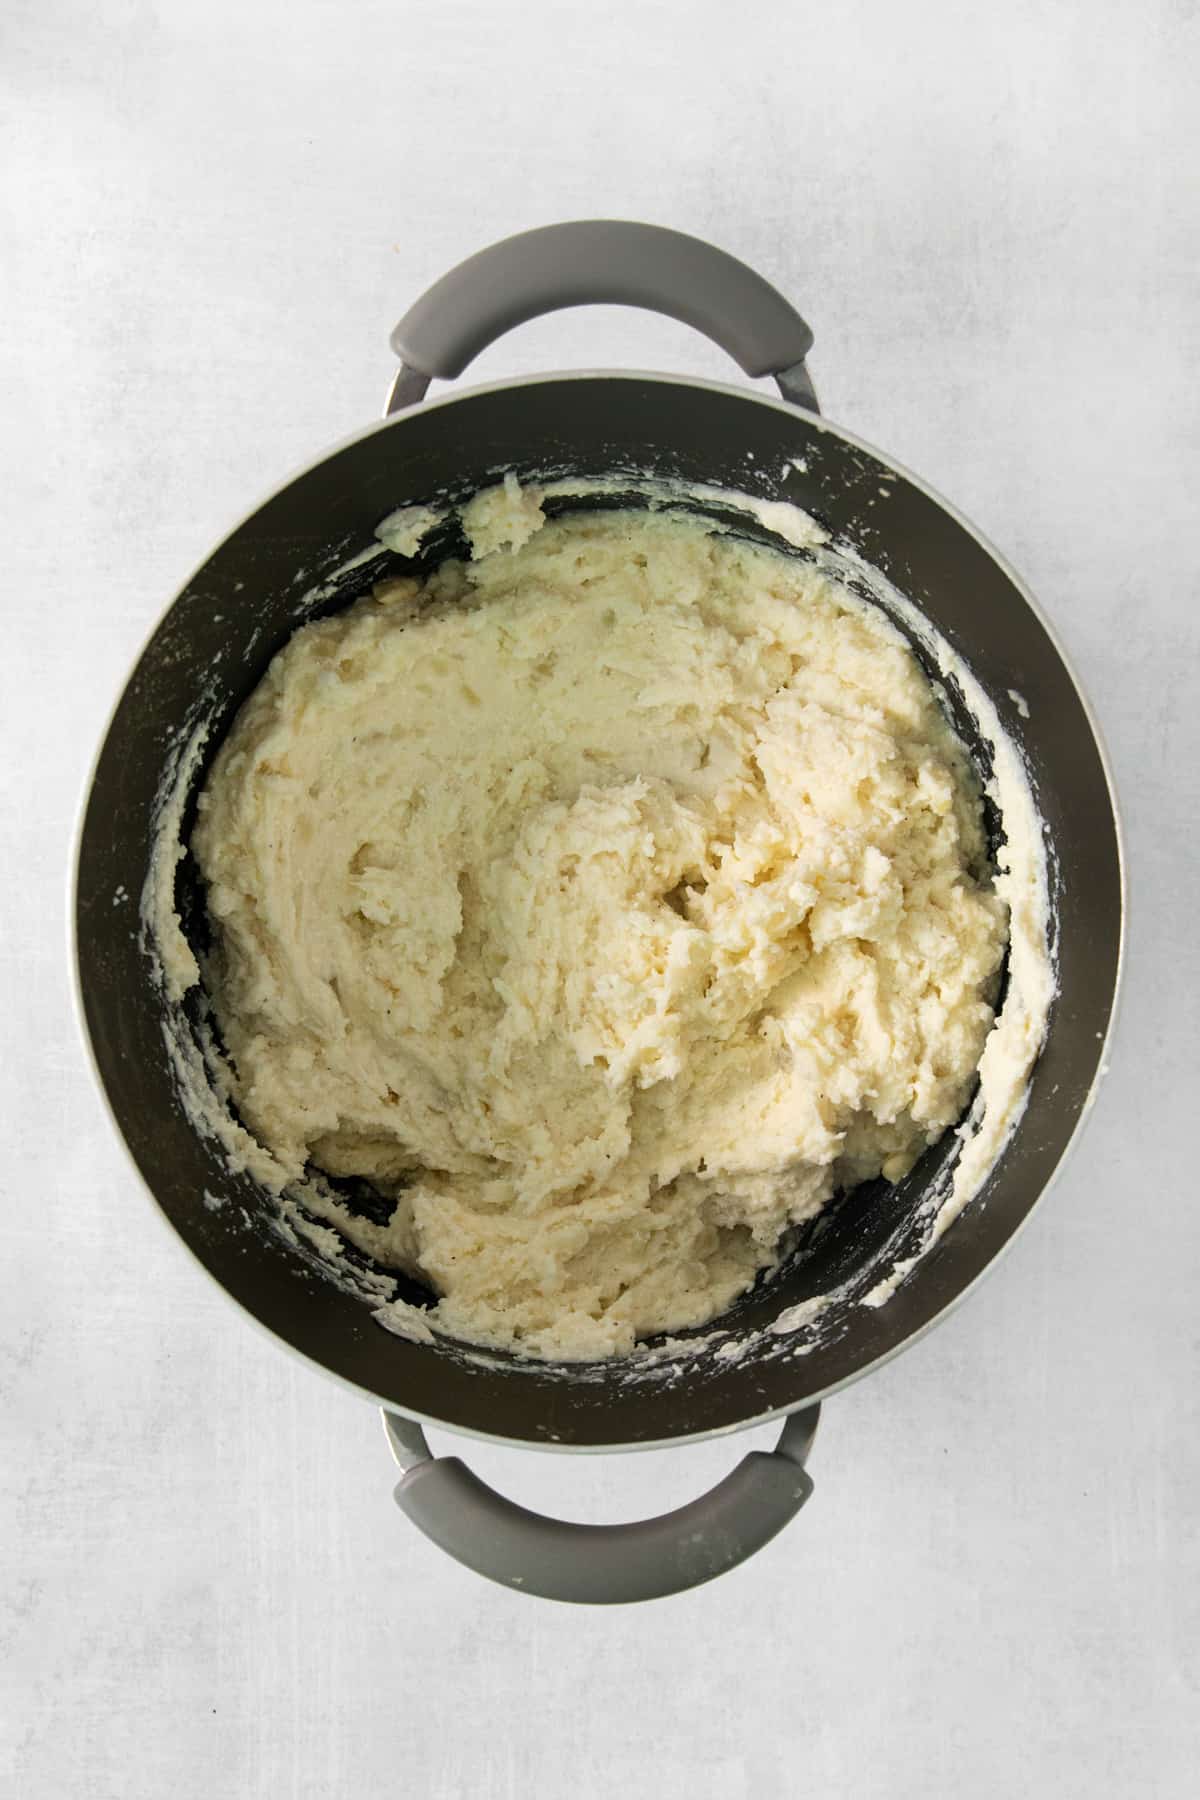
left=74, top=222, right=1123, bottom=1603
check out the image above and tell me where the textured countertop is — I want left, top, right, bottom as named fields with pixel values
left=3, top=2, right=1197, bottom=1794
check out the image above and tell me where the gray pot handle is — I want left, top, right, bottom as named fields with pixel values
left=382, top=1403, right=820, bottom=1604
left=386, top=220, right=818, bottom=412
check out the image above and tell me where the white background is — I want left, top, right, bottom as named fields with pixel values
left=3, top=2, right=1198, bottom=1794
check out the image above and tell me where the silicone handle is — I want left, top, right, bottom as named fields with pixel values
left=383, top=1404, right=820, bottom=1605
left=387, top=220, right=818, bottom=411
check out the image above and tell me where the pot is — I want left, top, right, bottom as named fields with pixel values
left=74, top=221, right=1124, bottom=1603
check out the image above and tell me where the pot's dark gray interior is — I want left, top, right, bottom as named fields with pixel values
left=76, top=375, right=1122, bottom=1447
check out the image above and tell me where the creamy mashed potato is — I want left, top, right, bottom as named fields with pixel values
left=191, top=495, right=1008, bottom=1358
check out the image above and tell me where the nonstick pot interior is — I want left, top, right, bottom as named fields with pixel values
left=75, top=374, right=1122, bottom=1447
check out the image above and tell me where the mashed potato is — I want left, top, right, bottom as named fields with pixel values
left=192, top=496, right=1007, bottom=1358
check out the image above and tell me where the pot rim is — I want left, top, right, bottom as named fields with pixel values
left=70, top=366, right=1127, bottom=1454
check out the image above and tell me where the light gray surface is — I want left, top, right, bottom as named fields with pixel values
left=2, top=1, right=1197, bottom=1794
